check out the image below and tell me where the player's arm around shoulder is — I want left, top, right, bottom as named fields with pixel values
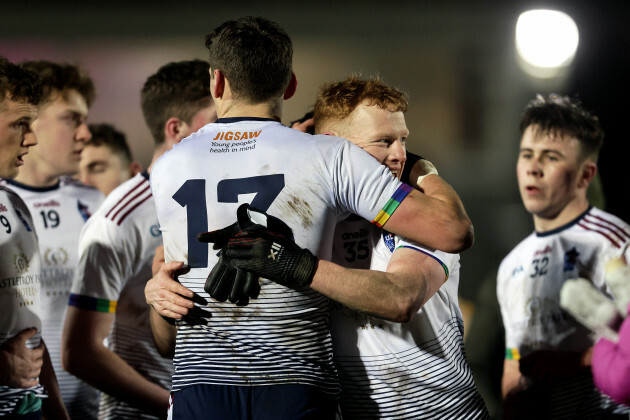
left=384, top=245, right=449, bottom=320
left=386, top=170, right=473, bottom=254
left=312, top=245, right=447, bottom=323
left=146, top=248, right=191, bottom=358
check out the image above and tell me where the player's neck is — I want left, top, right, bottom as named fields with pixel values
left=215, top=98, right=283, bottom=122
left=532, top=198, right=590, bottom=233
left=14, top=161, right=61, bottom=188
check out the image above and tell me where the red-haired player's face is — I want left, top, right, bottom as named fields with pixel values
left=344, top=102, right=408, bottom=180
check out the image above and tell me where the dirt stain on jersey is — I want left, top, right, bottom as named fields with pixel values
left=280, top=194, right=314, bottom=229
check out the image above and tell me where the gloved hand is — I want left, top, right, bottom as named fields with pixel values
left=198, top=203, right=296, bottom=301
left=560, top=277, right=623, bottom=342
left=205, top=254, right=260, bottom=305
left=560, top=254, right=630, bottom=342
left=197, top=203, right=294, bottom=249
left=224, top=228, right=318, bottom=288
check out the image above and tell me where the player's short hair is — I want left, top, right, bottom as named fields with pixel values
left=87, top=123, right=133, bottom=165
left=205, top=16, right=293, bottom=104
left=0, top=56, right=44, bottom=107
left=313, top=76, right=408, bottom=134
left=19, top=60, right=95, bottom=107
left=141, top=59, right=212, bottom=145
left=520, top=94, right=604, bottom=161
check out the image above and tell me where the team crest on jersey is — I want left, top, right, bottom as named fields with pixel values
left=0, top=203, right=7, bottom=212
left=44, top=247, right=69, bottom=266
left=382, top=231, right=395, bottom=252
left=77, top=200, right=91, bottom=221
left=150, top=224, right=162, bottom=237
left=564, top=247, right=580, bottom=271
left=14, top=209, right=32, bottom=232
left=12, top=251, right=30, bottom=274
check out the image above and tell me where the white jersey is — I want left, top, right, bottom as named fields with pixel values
left=151, top=118, right=412, bottom=395
left=70, top=172, right=173, bottom=419
left=497, top=206, right=630, bottom=416
left=2, top=177, right=104, bottom=419
left=330, top=219, right=488, bottom=419
left=0, top=186, right=46, bottom=414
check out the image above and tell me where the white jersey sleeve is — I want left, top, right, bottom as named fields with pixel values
left=375, top=233, right=458, bottom=279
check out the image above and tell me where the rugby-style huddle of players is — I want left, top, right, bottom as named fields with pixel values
left=2, top=15, right=630, bottom=420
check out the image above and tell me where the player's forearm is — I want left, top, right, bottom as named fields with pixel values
left=501, top=359, right=523, bottom=398
left=64, top=340, right=169, bottom=416
left=311, top=260, right=425, bottom=323
left=150, top=307, right=177, bottom=359
left=39, top=342, right=69, bottom=420
left=386, top=183, right=473, bottom=253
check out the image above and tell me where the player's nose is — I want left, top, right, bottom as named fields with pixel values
left=389, top=139, right=406, bottom=162
left=526, top=159, right=543, bottom=176
left=23, top=131, right=38, bottom=147
left=76, top=122, right=92, bottom=142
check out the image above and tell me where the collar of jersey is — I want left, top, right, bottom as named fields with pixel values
left=4, top=178, right=60, bottom=192
left=535, top=205, right=593, bottom=237
left=216, top=117, right=279, bottom=123
left=141, top=170, right=149, bottom=181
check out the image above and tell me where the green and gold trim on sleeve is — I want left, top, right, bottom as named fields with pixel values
left=372, top=184, right=413, bottom=228
left=68, top=293, right=117, bottom=313
left=505, top=348, right=521, bottom=360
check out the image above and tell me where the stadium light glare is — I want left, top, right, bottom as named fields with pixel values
left=516, top=9, right=579, bottom=78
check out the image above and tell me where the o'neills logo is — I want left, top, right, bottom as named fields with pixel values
left=34, top=200, right=60, bottom=208
left=0, top=203, right=7, bottom=212
left=213, top=130, right=262, bottom=141
left=534, top=246, right=552, bottom=256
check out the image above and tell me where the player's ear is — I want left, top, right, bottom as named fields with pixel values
left=128, top=161, right=142, bottom=177
left=283, top=72, right=297, bottom=100
left=164, top=117, right=183, bottom=144
left=212, top=69, right=225, bottom=99
left=578, top=161, right=597, bottom=189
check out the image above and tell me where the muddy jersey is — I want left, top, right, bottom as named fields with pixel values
left=151, top=118, right=412, bottom=396
left=0, top=186, right=45, bottom=414
left=331, top=219, right=488, bottom=419
left=498, top=206, right=630, bottom=416
left=2, top=177, right=103, bottom=419
left=70, top=172, right=173, bottom=419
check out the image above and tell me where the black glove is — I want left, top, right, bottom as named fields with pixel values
left=223, top=228, right=318, bottom=288
left=204, top=254, right=260, bottom=305
left=198, top=203, right=295, bottom=302
left=197, top=203, right=294, bottom=249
